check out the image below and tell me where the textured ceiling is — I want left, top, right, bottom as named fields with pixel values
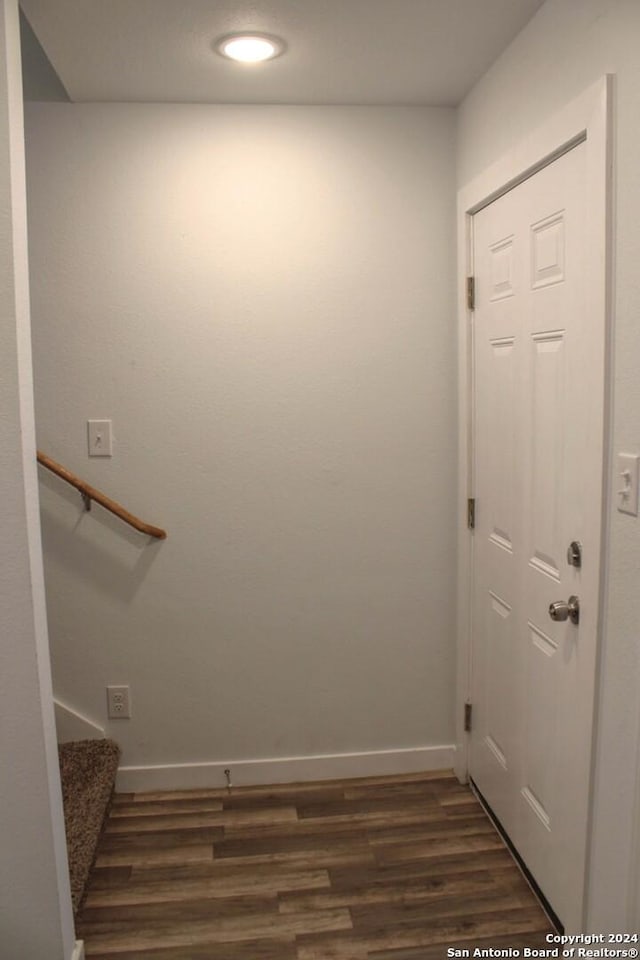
left=21, top=0, right=545, bottom=106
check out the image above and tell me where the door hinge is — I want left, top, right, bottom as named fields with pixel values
left=464, top=702, right=472, bottom=733
left=467, top=497, right=476, bottom=530
left=466, top=276, right=475, bottom=311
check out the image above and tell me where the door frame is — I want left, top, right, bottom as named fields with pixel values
left=455, top=76, right=613, bottom=917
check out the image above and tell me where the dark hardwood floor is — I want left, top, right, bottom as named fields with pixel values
left=77, top=770, right=555, bottom=958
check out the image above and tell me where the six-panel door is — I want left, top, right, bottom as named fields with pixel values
left=470, top=141, right=604, bottom=931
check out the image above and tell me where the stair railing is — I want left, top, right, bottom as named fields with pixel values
left=37, top=450, right=167, bottom=540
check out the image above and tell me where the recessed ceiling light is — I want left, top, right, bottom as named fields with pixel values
left=215, top=33, right=285, bottom=64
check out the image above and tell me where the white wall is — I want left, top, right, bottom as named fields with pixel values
left=458, top=0, right=640, bottom=932
left=24, top=103, right=457, bottom=784
left=0, top=1, right=75, bottom=957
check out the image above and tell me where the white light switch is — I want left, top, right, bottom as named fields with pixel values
left=88, top=419, right=113, bottom=457
left=617, top=453, right=639, bottom=516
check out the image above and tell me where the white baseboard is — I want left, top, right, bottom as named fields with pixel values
left=54, top=697, right=105, bottom=743
left=116, top=744, right=456, bottom=793
left=71, top=940, right=85, bottom=960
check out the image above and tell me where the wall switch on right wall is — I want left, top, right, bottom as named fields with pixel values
left=88, top=419, right=113, bottom=457
left=617, top=453, right=639, bottom=516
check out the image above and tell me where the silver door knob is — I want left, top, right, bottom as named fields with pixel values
left=549, top=596, right=580, bottom=625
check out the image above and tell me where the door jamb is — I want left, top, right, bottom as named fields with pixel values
left=455, top=76, right=613, bottom=789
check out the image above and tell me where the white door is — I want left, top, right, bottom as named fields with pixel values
left=470, top=140, right=605, bottom=931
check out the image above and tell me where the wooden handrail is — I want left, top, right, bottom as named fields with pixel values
left=37, top=450, right=167, bottom=540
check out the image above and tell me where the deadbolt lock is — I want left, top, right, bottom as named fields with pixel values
left=567, top=541, right=582, bottom=568
left=549, top=595, right=580, bottom=625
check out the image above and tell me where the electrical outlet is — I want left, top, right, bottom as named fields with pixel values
left=617, top=452, right=639, bottom=516
left=107, top=685, right=131, bottom=719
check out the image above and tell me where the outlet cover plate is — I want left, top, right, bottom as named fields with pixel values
left=617, top=452, right=639, bottom=516
left=107, top=684, right=131, bottom=719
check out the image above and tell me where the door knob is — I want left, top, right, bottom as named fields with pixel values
left=548, top=596, right=580, bottom=625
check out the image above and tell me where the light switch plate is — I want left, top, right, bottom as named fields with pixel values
left=88, top=419, right=112, bottom=457
left=617, top=453, right=639, bottom=516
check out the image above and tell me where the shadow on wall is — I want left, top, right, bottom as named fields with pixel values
left=38, top=466, right=162, bottom=603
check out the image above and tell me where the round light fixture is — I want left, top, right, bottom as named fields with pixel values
left=215, top=32, right=285, bottom=63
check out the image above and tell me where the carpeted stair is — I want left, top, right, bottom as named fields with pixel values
left=58, top=739, right=120, bottom=914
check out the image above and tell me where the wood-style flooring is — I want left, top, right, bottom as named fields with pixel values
left=77, top=770, right=555, bottom=959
